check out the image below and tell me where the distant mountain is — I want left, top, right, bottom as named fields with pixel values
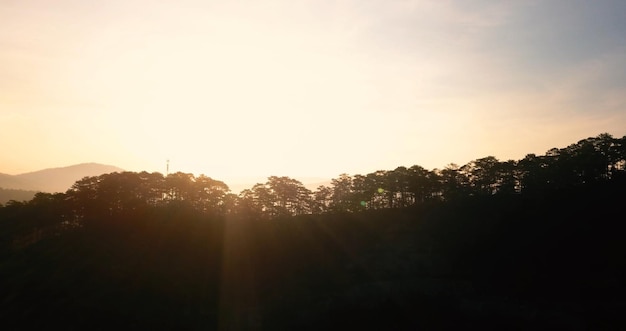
left=0, top=163, right=124, bottom=194
left=0, top=173, right=38, bottom=191
left=0, top=188, right=39, bottom=205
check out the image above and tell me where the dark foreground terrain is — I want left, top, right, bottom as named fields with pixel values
left=1, top=178, right=625, bottom=330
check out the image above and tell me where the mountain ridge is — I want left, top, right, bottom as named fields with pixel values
left=0, top=163, right=124, bottom=194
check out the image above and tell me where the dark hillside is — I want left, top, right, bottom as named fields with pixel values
left=1, top=178, right=625, bottom=330
left=1, top=133, right=625, bottom=329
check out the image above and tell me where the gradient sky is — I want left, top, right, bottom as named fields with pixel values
left=2, top=0, right=626, bottom=182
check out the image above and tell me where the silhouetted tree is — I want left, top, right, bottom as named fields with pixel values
left=389, top=166, right=411, bottom=208
left=236, top=188, right=264, bottom=218
left=518, top=153, right=549, bottom=193
left=462, top=156, right=500, bottom=195
left=66, top=175, right=103, bottom=221
left=494, top=159, right=519, bottom=194
left=351, top=174, right=371, bottom=211
left=165, top=172, right=196, bottom=201
left=330, top=174, right=354, bottom=212
left=266, top=176, right=312, bottom=217
left=438, top=163, right=468, bottom=201
left=407, top=165, right=438, bottom=204
left=194, top=175, right=230, bottom=215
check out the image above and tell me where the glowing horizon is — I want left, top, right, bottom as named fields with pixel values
left=2, top=1, right=626, bottom=181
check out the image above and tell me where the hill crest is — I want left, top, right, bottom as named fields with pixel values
left=0, top=163, right=124, bottom=193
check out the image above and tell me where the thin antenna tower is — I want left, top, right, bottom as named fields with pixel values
left=166, top=159, right=169, bottom=176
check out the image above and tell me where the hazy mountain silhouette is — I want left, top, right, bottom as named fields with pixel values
left=0, top=188, right=40, bottom=205
left=0, top=163, right=124, bottom=193
left=0, top=173, right=37, bottom=191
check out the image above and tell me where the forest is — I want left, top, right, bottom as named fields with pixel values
left=1, top=133, right=625, bottom=329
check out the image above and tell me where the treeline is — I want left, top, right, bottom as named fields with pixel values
left=2, top=133, right=626, bottom=329
left=1, top=133, right=625, bottom=243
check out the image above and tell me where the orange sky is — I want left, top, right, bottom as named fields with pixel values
left=2, top=1, right=626, bottom=182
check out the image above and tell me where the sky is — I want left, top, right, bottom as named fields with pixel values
left=2, top=0, right=626, bottom=184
